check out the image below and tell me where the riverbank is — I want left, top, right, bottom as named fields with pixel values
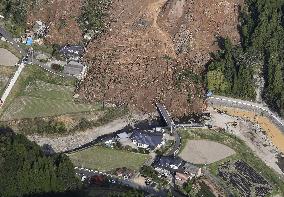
left=209, top=106, right=284, bottom=176
left=220, top=107, right=284, bottom=154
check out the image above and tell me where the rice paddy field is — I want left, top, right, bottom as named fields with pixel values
left=68, top=146, right=150, bottom=172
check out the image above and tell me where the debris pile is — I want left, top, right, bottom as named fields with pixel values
left=79, top=0, right=243, bottom=116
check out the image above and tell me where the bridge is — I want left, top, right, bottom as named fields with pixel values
left=155, top=103, right=181, bottom=156
left=155, top=103, right=175, bottom=128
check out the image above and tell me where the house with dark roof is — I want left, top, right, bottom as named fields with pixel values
left=130, top=130, right=165, bottom=150
left=60, top=45, right=85, bottom=60
left=153, top=156, right=185, bottom=170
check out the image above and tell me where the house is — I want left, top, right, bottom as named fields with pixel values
left=117, top=132, right=130, bottom=143
left=60, top=45, right=85, bottom=60
left=152, top=156, right=185, bottom=175
left=130, top=130, right=165, bottom=150
left=115, top=167, right=133, bottom=179
left=101, top=135, right=116, bottom=147
left=175, top=172, right=191, bottom=185
left=26, top=37, right=33, bottom=46
left=63, top=61, right=84, bottom=78
left=174, top=163, right=203, bottom=185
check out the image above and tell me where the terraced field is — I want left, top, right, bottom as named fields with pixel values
left=1, top=80, right=99, bottom=120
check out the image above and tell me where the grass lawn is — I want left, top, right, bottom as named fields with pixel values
left=68, top=146, right=150, bottom=172
left=0, top=65, right=101, bottom=120
left=178, top=129, right=284, bottom=196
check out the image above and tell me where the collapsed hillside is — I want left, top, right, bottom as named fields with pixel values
left=27, top=0, right=84, bottom=45
left=79, top=0, right=243, bottom=116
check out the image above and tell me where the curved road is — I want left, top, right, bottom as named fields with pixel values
left=208, top=95, right=284, bottom=132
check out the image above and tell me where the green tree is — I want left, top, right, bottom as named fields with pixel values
left=0, top=128, right=81, bottom=197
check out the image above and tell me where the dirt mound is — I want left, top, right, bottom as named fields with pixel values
left=28, top=0, right=83, bottom=45
left=79, top=0, right=243, bottom=116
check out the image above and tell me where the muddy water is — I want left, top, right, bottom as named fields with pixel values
left=223, top=107, right=284, bottom=154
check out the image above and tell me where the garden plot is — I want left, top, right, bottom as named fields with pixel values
left=179, top=140, right=235, bottom=164
left=1, top=80, right=98, bottom=120
left=218, top=160, right=272, bottom=197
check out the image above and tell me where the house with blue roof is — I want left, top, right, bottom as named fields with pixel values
left=26, top=37, right=33, bottom=46
left=130, top=130, right=165, bottom=150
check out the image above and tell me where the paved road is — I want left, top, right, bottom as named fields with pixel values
left=0, top=26, right=27, bottom=56
left=208, top=95, right=284, bottom=132
left=166, top=127, right=181, bottom=156
left=75, top=167, right=166, bottom=197
left=0, top=63, right=25, bottom=104
left=156, top=103, right=181, bottom=156
left=0, top=26, right=27, bottom=106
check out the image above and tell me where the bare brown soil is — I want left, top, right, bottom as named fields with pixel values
left=79, top=0, right=243, bottom=116
left=179, top=140, right=235, bottom=164
left=28, top=0, right=243, bottom=116
left=158, top=0, right=243, bottom=68
left=28, top=0, right=83, bottom=45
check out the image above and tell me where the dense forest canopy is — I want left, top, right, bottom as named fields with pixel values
left=207, top=0, right=284, bottom=116
left=0, top=128, right=81, bottom=197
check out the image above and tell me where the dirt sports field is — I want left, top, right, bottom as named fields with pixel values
left=0, top=48, right=19, bottom=66
left=179, top=140, right=235, bottom=164
left=79, top=0, right=243, bottom=116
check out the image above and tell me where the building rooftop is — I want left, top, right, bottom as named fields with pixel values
left=60, top=45, right=85, bottom=57
left=130, top=130, right=163, bottom=150
left=153, top=156, right=185, bottom=170
left=63, top=61, right=84, bottom=76
left=117, top=132, right=129, bottom=139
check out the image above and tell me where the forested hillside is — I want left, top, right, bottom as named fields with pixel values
left=207, top=0, right=284, bottom=115
left=0, top=128, right=81, bottom=197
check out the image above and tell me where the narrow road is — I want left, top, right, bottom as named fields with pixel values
left=0, top=26, right=27, bottom=107
left=208, top=95, right=284, bottom=132
left=0, top=63, right=25, bottom=104
left=0, top=26, right=27, bottom=56
left=156, top=103, right=181, bottom=156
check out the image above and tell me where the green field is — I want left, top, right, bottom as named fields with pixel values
left=0, top=65, right=101, bottom=120
left=68, top=146, right=150, bottom=172
left=178, top=129, right=284, bottom=196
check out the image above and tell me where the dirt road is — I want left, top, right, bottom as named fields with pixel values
left=27, top=112, right=151, bottom=152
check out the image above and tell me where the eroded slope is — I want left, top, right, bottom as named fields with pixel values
left=80, top=0, right=243, bottom=116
